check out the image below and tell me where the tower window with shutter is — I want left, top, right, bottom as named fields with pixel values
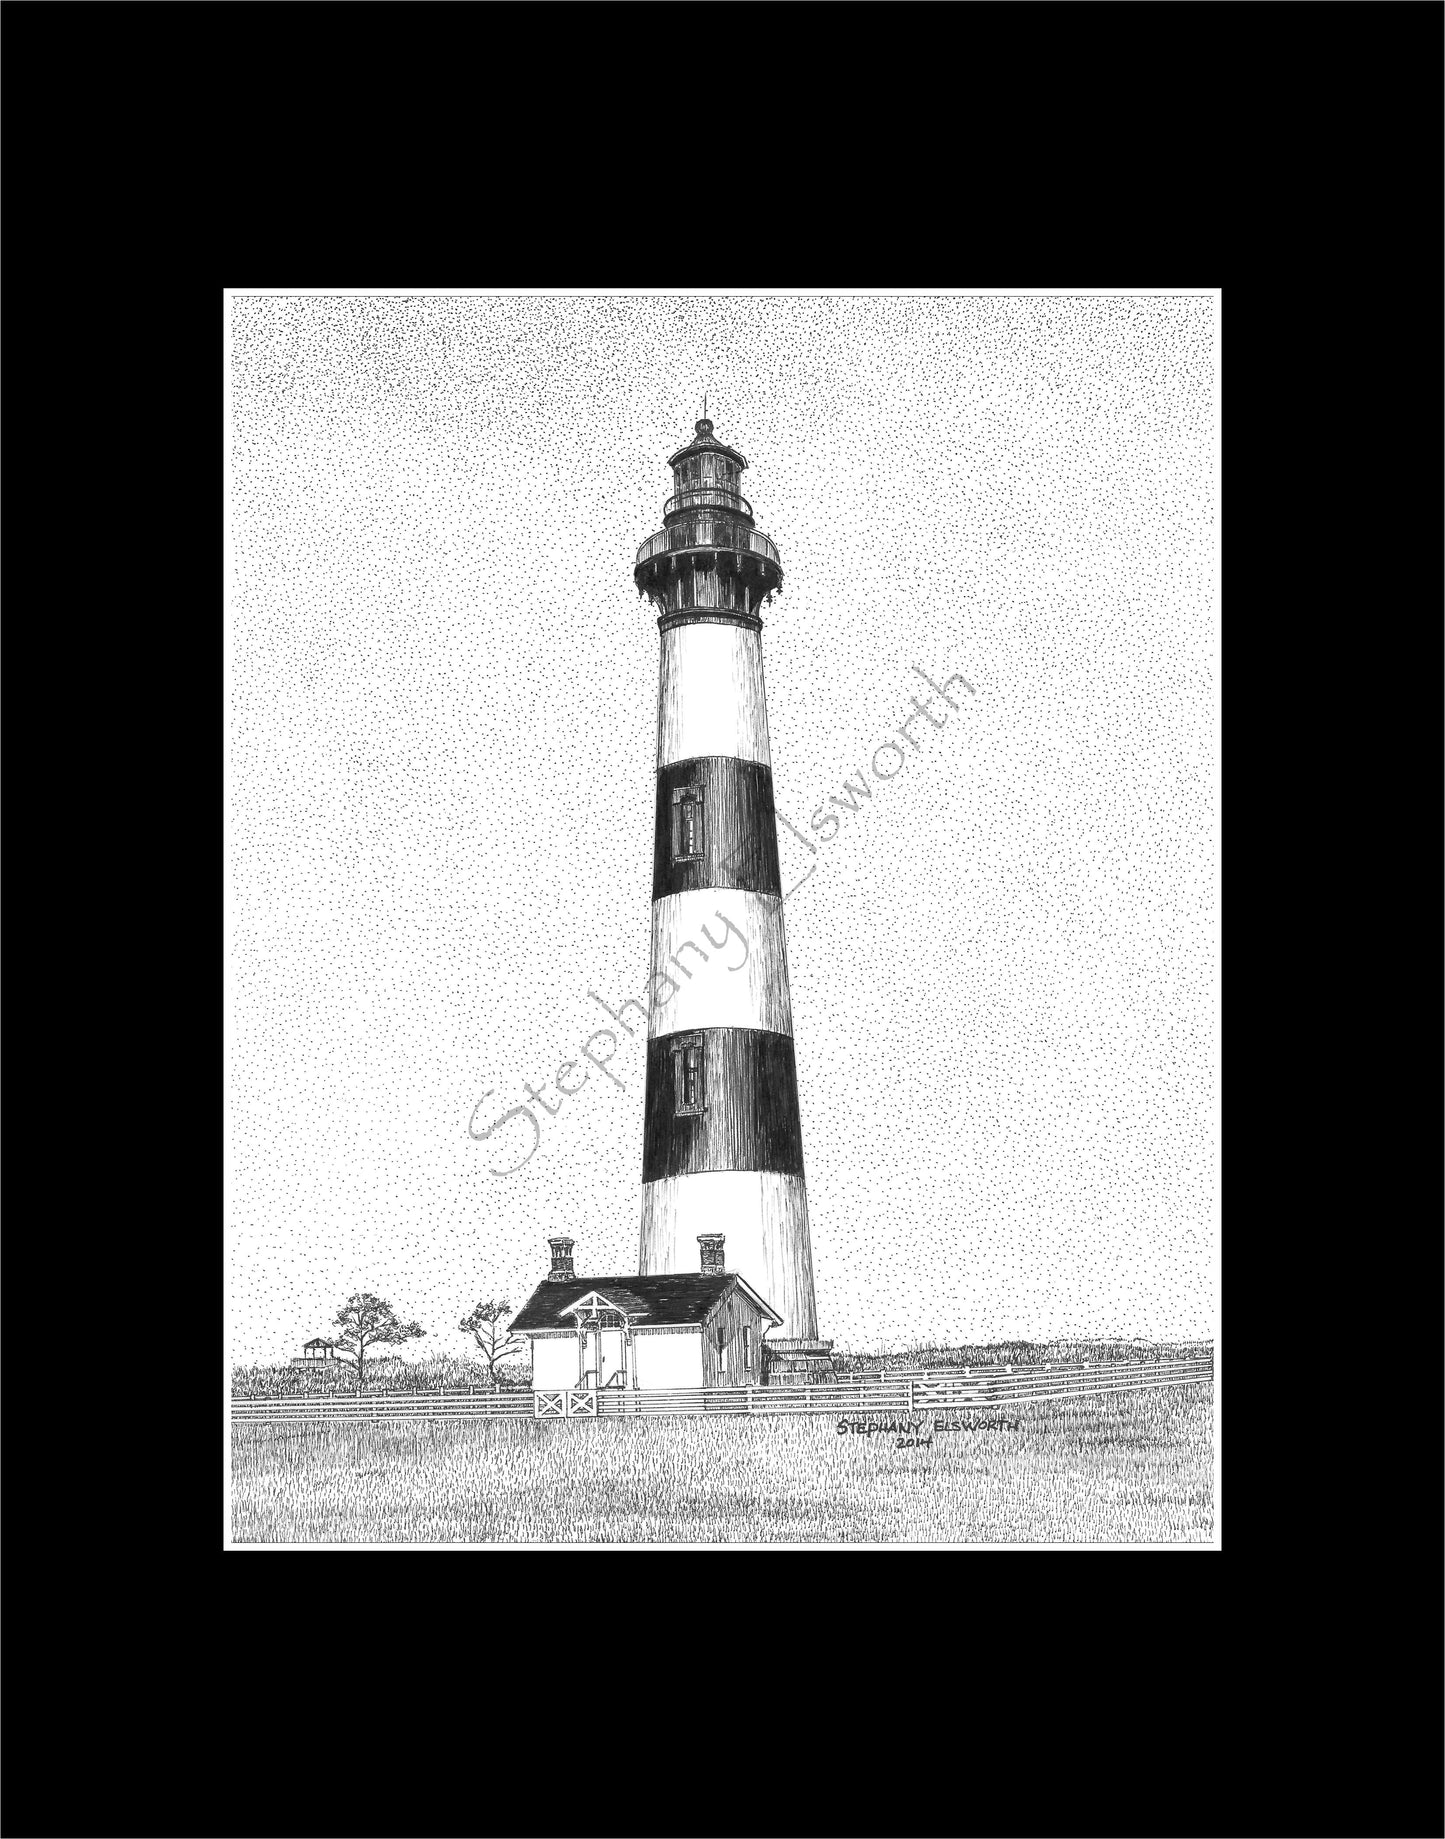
left=671, top=785, right=704, bottom=863
left=672, top=1031, right=705, bottom=1117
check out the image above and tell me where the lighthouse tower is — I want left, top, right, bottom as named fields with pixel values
left=632, top=417, right=833, bottom=1383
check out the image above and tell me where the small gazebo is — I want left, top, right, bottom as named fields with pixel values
left=300, top=1338, right=337, bottom=1361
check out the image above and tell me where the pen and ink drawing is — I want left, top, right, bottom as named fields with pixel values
left=227, top=291, right=1218, bottom=1547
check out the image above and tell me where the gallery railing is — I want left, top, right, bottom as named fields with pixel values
left=636, top=526, right=781, bottom=569
left=663, top=486, right=753, bottom=520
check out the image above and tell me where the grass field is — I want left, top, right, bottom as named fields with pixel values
left=230, top=1380, right=1214, bottom=1545
left=231, top=1340, right=1212, bottom=1398
left=230, top=1354, right=528, bottom=1397
left=831, top=1338, right=1213, bottom=1374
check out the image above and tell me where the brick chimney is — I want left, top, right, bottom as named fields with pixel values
left=546, top=1237, right=576, bottom=1282
left=698, top=1234, right=725, bottom=1276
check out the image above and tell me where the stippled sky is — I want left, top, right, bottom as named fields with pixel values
left=226, top=291, right=1218, bottom=1364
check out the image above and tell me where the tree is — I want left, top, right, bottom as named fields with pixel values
left=459, top=1299, right=525, bottom=1387
left=331, top=1294, right=425, bottom=1392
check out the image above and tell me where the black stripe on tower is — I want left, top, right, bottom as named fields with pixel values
left=642, top=1027, right=806, bottom=1183
left=653, top=757, right=781, bottom=902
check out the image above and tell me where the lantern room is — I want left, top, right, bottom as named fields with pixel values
left=666, top=417, right=749, bottom=512
left=634, top=416, right=783, bottom=623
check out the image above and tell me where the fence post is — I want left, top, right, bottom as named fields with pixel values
left=908, top=1378, right=915, bottom=1416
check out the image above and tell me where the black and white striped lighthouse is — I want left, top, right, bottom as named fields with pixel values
left=632, top=417, right=833, bottom=1382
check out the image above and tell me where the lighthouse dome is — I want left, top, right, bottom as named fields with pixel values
left=667, top=417, right=749, bottom=474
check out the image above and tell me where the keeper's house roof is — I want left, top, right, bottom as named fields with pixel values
left=511, top=1273, right=781, bottom=1333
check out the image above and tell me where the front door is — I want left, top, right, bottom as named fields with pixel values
left=576, top=1310, right=628, bottom=1389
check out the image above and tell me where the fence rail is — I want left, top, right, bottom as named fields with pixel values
left=231, top=1356, right=1213, bottom=1425
left=230, top=1391, right=537, bottom=1422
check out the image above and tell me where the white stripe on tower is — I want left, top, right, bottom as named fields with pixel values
left=657, top=622, right=771, bottom=769
left=648, top=890, right=793, bottom=1038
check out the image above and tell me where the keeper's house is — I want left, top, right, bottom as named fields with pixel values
left=511, top=1235, right=782, bottom=1392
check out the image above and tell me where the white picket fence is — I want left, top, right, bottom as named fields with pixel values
left=231, top=1353, right=1213, bottom=1425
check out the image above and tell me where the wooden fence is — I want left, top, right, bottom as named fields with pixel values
left=231, top=1354, right=1213, bottom=1425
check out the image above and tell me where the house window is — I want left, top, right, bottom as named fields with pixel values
left=718, top=1338, right=727, bottom=1374
left=672, top=1032, right=705, bottom=1117
left=671, top=786, right=704, bottom=863
left=743, top=1326, right=752, bottom=1369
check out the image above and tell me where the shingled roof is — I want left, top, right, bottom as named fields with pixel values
left=510, top=1272, right=779, bottom=1333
